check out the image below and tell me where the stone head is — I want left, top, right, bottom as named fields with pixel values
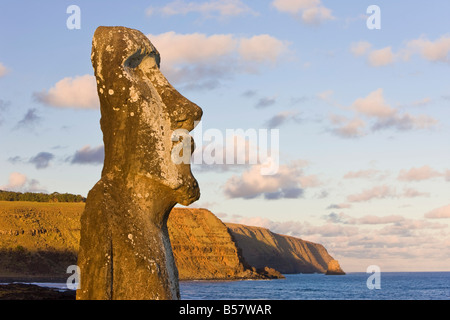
left=91, top=26, right=202, bottom=206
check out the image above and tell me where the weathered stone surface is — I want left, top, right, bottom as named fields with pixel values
left=325, top=259, right=346, bottom=275
left=76, top=26, right=202, bottom=300
left=168, top=208, right=284, bottom=280
left=227, top=223, right=338, bottom=274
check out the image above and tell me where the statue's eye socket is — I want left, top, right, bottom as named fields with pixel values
left=124, top=48, right=160, bottom=69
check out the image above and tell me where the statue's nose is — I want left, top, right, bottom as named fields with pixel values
left=172, top=100, right=203, bottom=132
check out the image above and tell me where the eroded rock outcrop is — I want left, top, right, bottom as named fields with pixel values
left=76, top=26, right=202, bottom=300
left=168, top=208, right=283, bottom=280
left=325, top=259, right=346, bottom=275
left=226, top=223, right=340, bottom=274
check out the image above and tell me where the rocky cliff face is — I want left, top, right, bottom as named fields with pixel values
left=0, top=202, right=343, bottom=280
left=226, top=223, right=335, bottom=274
left=168, top=208, right=281, bottom=280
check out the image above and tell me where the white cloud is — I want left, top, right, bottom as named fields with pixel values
left=346, top=185, right=394, bottom=203
left=343, top=169, right=381, bottom=179
left=223, top=160, right=315, bottom=200
left=398, top=165, right=442, bottom=182
left=425, top=204, right=450, bottom=219
left=34, top=74, right=99, bottom=109
left=401, top=187, right=430, bottom=198
left=329, top=115, right=366, bottom=138
left=0, top=172, right=46, bottom=193
left=346, top=184, right=431, bottom=203
left=351, top=88, right=396, bottom=119
left=148, top=32, right=290, bottom=88
left=406, top=35, right=450, bottom=63
left=352, top=35, right=450, bottom=67
left=239, top=34, right=291, bottom=64
left=326, top=89, right=438, bottom=138
left=272, top=0, right=334, bottom=25
left=0, top=62, right=8, bottom=78
left=146, top=0, right=257, bottom=18
left=272, top=0, right=320, bottom=13
left=342, top=89, right=438, bottom=135
left=301, top=5, right=334, bottom=25
left=367, top=47, right=395, bottom=67
left=1, top=172, right=27, bottom=191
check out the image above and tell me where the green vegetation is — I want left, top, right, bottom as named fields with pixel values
left=0, top=190, right=86, bottom=203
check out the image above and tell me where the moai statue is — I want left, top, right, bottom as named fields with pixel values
left=76, top=26, right=202, bottom=300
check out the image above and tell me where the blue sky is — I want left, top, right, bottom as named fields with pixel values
left=1, top=0, right=449, bottom=272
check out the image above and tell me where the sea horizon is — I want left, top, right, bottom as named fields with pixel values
left=2, top=271, right=448, bottom=300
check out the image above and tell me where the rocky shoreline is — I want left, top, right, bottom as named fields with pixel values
left=0, top=283, right=75, bottom=300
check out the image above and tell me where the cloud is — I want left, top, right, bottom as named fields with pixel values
left=264, top=111, right=301, bottom=128
left=29, top=152, right=55, bottom=169
left=398, top=165, right=442, bottom=181
left=1, top=172, right=27, bottom=191
left=367, top=47, right=395, bottom=67
left=328, top=88, right=438, bottom=138
left=346, top=184, right=431, bottom=203
left=350, top=41, right=372, bottom=57
left=411, top=97, right=432, bottom=107
left=352, top=35, right=450, bottom=67
left=446, top=170, right=450, bottom=181
left=223, top=160, right=316, bottom=199
left=425, top=204, right=450, bottom=219
left=401, top=187, right=430, bottom=198
left=351, top=88, right=396, bottom=119
left=371, top=113, right=438, bottom=131
left=146, top=0, right=257, bottom=19
left=0, top=62, right=9, bottom=78
left=70, top=145, right=104, bottom=165
left=0, top=99, right=10, bottom=125
left=0, top=172, right=46, bottom=193
left=192, top=133, right=262, bottom=173
left=347, top=185, right=394, bottom=203
left=328, top=115, right=366, bottom=138
left=326, top=203, right=352, bottom=210
left=10, top=152, right=55, bottom=170
left=272, top=0, right=334, bottom=25
left=351, top=214, right=405, bottom=225
left=255, top=96, right=277, bottom=109
left=34, top=74, right=99, bottom=109
left=147, top=32, right=291, bottom=89
left=343, top=169, right=381, bottom=179
left=15, top=108, right=41, bottom=129
left=406, top=35, right=450, bottom=63
left=239, top=34, right=290, bottom=64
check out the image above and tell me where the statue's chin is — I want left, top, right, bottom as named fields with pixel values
left=176, top=186, right=200, bottom=206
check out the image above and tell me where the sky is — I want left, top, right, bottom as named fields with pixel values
left=0, top=0, right=449, bottom=272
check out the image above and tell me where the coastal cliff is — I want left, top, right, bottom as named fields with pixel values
left=226, top=223, right=334, bottom=274
left=0, top=201, right=343, bottom=280
left=168, top=208, right=282, bottom=280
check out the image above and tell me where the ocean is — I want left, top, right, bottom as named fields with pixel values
left=18, top=272, right=449, bottom=300
left=179, top=272, right=450, bottom=300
